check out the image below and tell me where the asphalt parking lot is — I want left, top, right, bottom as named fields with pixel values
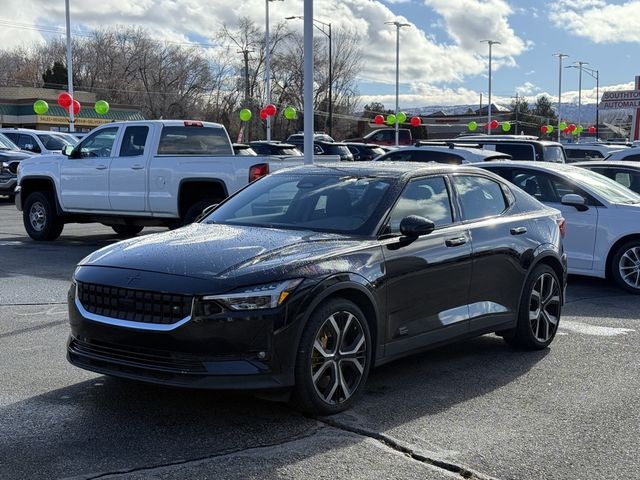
left=1, top=196, right=639, bottom=480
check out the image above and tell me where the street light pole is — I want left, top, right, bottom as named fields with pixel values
left=265, top=0, right=284, bottom=142
left=64, top=0, right=75, bottom=132
left=481, top=40, right=500, bottom=135
left=386, top=21, right=410, bottom=146
left=286, top=16, right=332, bottom=137
left=303, top=2, right=313, bottom=165
left=553, top=53, right=569, bottom=142
left=574, top=61, right=589, bottom=130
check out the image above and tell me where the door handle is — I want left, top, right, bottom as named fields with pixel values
left=510, top=226, right=528, bottom=235
left=131, top=164, right=144, bottom=170
left=95, top=164, right=107, bottom=170
left=445, top=236, right=468, bottom=247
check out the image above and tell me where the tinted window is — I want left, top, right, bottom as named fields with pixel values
left=325, top=145, right=351, bottom=155
left=17, top=134, right=40, bottom=152
left=613, top=171, right=640, bottom=193
left=205, top=174, right=394, bottom=234
left=119, top=126, right=149, bottom=157
left=493, top=143, right=535, bottom=160
left=3, top=132, right=19, bottom=145
left=158, top=126, right=232, bottom=155
left=388, top=176, right=453, bottom=232
left=37, top=134, right=69, bottom=150
left=622, top=154, right=640, bottom=162
left=511, top=170, right=558, bottom=202
left=77, top=127, right=119, bottom=158
left=543, top=146, right=566, bottom=163
left=453, top=175, right=507, bottom=220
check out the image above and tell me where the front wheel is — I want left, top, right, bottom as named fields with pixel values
left=504, top=264, right=561, bottom=350
left=110, top=225, right=144, bottom=237
left=23, top=191, right=64, bottom=241
left=291, top=298, right=372, bottom=415
left=611, top=241, right=640, bottom=294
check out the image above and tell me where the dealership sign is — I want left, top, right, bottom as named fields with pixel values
left=599, top=76, right=640, bottom=140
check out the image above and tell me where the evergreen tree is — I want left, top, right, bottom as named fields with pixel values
left=42, top=62, right=68, bottom=89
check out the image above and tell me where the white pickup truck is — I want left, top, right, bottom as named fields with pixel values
left=15, top=120, right=303, bottom=240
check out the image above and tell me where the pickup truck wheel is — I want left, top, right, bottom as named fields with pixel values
left=23, top=192, right=64, bottom=241
left=183, top=199, right=218, bottom=226
left=110, top=225, right=144, bottom=237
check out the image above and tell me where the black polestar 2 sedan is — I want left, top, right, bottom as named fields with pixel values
left=67, top=162, right=567, bottom=415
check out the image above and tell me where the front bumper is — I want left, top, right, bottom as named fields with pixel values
left=0, top=174, right=16, bottom=196
left=66, top=275, right=310, bottom=391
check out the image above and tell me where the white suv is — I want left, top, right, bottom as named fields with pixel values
left=0, top=128, right=76, bottom=155
left=375, top=143, right=511, bottom=164
left=603, top=147, right=640, bottom=162
left=564, top=143, right=629, bottom=163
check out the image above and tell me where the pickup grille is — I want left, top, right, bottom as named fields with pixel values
left=77, top=282, right=193, bottom=325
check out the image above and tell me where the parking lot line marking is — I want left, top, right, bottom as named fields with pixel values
left=559, top=320, right=635, bottom=337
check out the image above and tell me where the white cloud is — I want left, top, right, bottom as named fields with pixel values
left=549, top=1, right=640, bottom=43
left=516, top=81, right=540, bottom=96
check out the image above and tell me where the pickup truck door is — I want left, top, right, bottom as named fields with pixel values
left=60, top=126, right=120, bottom=211
left=109, top=125, right=150, bottom=212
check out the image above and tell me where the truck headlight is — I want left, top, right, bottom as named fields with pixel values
left=202, top=279, right=303, bottom=311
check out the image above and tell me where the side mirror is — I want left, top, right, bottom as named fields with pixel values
left=63, top=145, right=75, bottom=157
left=399, top=215, right=436, bottom=238
left=561, top=193, right=589, bottom=211
left=24, top=144, right=35, bottom=152
left=195, top=203, right=218, bottom=223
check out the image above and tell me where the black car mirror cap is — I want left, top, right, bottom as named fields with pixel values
left=399, top=215, right=436, bottom=238
left=561, top=193, right=589, bottom=211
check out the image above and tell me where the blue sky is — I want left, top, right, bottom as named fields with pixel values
left=1, top=0, right=638, bottom=108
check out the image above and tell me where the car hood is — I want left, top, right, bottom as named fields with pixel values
left=79, top=223, right=370, bottom=283
left=0, top=150, right=31, bottom=161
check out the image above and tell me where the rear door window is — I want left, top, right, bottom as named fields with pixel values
left=158, top=126, right=232, bottom=155
left=493, top=143, right=535, bottom=160
left=119, top=126, right=149, bottom=157
left=387, top=176, right=453, bottom=232
left=452, top=175, right=508, bottom=220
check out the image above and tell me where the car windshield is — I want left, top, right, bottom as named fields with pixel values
left=204, top=173, right=394, bottom=235
left=0, top=134, right=18, bottom=150
left=565, top=168, right=640, bottom=204
left=544, top=145, right=566, bottom=163
left=54, top=133, right=79, bottom=145
left=37, top=134, right=71, bottom=150
left=325, top=145, right=351, bottom=155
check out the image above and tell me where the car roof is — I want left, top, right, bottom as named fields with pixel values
left=0, top=128, right=44, bottom=134
left=250, top=141, right=297, bottom=148
left=274, top=161, right=496, bottom=179
left=563, top=144, right=626, bottom=150
left=480, top=160, right=584, bottom=173
left=381, top=145, right=510, bottom=159
left=342, top=142, right=384, bottom=147
left=451, top=135, right=561, bottom=146
left=606, top=149, right=640, bottom=159
left=574, top=160, right=640, bottom=169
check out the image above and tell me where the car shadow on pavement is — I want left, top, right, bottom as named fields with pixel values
left=0, top=334, right=547, bottom=479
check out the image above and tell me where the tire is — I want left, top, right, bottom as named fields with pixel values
left=182, top=199, right=217, bottom=226
left=290, top=298, right=372, bottom=415
left=23, top=191, right=64, bottom=241
left=503, top=264, right=561, bottom=350
left=610, top=241, right=640, bottom=294
left=110, top=225, right=144, bottom=237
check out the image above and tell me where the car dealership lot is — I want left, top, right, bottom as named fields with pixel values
left=1, top=197, right=639, bottom=479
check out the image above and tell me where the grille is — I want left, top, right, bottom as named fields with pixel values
left=77, top=282, right=193, bottom=325
left=69, top=337, right=206, bottom=373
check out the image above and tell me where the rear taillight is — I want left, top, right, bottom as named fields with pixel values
left=556, top=216, right=566, bottom=237
left=249, top=163, right=269, bottom=182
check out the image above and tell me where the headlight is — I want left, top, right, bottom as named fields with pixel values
left=202, top=279, right=304, bottom=311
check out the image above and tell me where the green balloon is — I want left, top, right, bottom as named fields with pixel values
left=386, top=114, right=396, bottom=126
left=33, top=100, right=48, bottom=115
left=284, top=106, right=297, bottom=120
left=559, top=121, right=567, bottom=131
left=468, top=121, right=478, bottom=131
left=546, top=125, right=554, bottom=134
left=572, top=128, right=579, bottom=135
left=239, top=108, right=252, bottom=122
left=576, top=125, right=584, bottom=133
left=396, top=112, right=407, bottom=123
left=94, top=100, right=110, bottom=115
left=502, top=122, right=511, bottom=132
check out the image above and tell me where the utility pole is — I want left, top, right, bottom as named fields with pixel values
left=553, top=53, right=569, bottom=142
left=481, top=40, right=500, bottom=135
left=239, top=49, right=253, bottom=141
left=64, top=0, right=74, bottom=132
left=511, top=92, right=519, bottom=135
left=385, top=21, right=410, bottom=146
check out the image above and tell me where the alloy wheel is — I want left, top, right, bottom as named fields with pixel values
left=618, top=246, right=640, bottom=290
left=529, top=273, right=560, bottom=343
left=311, top=311, right=367, bottom=405
left=29, top=201, right=46, bottom=232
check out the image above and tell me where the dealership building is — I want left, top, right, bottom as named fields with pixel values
left=0, top=87, right=144, bottom=133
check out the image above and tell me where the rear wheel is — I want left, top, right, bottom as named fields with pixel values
left=110, top=225, right=144, bottom=237
left=183, top=199, right=218, bottom=225
left=23, top=191, right=64, bottom=241
left=503, top=264, right=561, bottom=350
left=611, top=241, right=640, bottom=294
left=291, top=298, right=371, bottom=415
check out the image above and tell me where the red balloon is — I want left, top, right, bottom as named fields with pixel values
left=484, top=122, right=489, bottom=129
left=490, top=120, right=499, bottom=129
left=259, top=109, right=268, bottom=120
left=68, top=99, right=80, bottom=115
left=374, top=114, right=384, bottom=125
left=540, top=125, right=548, bottom=134
left=568, top=123, right=576, bottom=132
left=410, top=116, right=421, bottom=127
left=588, top=126, right=596, bottom=134
left=265, top=104, right=276, bottom=116
left=57, top=92, right=72, bottom=108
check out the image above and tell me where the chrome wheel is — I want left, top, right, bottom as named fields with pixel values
left=529, top=273, right=560, bottom=343
left=311, top=311, right=367, bottom=405
left=29, top=201, right=46, bottom=232
left=618, top=246, right=640, bottom=290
